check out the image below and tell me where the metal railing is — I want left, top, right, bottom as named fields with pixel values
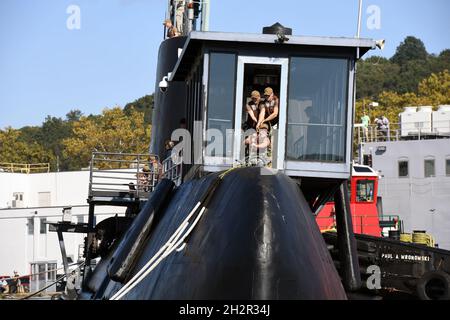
left=355, top=120, right=450, bottom=144
left=316, top=214, right=401, bottom=235
left=0, top=162, right=50, bottom=174
left=161, top=151, right=183, bottom=187
left=88, top=152, right=160, bottom=198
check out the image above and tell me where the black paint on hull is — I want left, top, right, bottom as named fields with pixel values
left=82, top=167, right=346, bottom=300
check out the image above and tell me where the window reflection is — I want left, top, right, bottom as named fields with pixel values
left=356, top=180, right=375, bottom=202
left=287, top=57, right=349, bottom=162
left=398, top=160, right=409, bottom=177
left=424, top=159, right=435, bottom=178
left=206, top=52, right=236, bottom=157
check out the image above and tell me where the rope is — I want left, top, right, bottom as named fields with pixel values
left=412, top=232, right=435, bottom=247
left=400, top=233, right=412, bottom=243
left=19, top=262, right=85, bottom=300
left=110, top=169, right=235, bottom=300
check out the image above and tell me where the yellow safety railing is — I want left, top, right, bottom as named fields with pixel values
left=0, top=162, right=50, bottom=174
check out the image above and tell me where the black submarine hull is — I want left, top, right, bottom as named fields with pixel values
left=81, top=167, right=346, bottom=300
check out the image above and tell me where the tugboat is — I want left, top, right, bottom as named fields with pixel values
left=72, top=1, right=449, bottom=300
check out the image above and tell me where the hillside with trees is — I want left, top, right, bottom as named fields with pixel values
left=0, top=36, right=449, bottom=171
left=0, top=107, right=151, bottom=171
left=355, top=36, right=450, bottom=126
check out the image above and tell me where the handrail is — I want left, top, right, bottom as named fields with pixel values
left=316, top=214, right=400, bottom=234
left=161, top=150, right=183, bottom=187
left=88, top=152, right=160, bottom=198
left=355, top=120, right=450, bottom=144
left=0, top=162, right=50, bottom=174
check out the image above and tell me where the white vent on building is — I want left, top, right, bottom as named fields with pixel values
left=400, top=106, right=434, bottom=136
left=399, top=106, right=417, bottom=136
left=416, top=106, right=433, bottom=134
left=433, top=105, right=450, bottom=135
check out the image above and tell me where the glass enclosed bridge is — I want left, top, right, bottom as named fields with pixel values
left=151, top=27, right=379, bottom=181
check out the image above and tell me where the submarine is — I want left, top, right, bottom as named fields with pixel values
left=76, top=0, right=385, bottom=300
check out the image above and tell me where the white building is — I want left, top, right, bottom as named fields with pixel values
left=359, top=107, right=450, bottom=250
left=0, top=170, right=125, bottom=279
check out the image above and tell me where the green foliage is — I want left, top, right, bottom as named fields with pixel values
left=357, top=37, right=450, bottom=99
left=0, top=127, right=52, bottom=164
left=124, top=94, right=154, bottom=125
left=356, top=70, right=450, bottom=129
left=356, top=56, right=400, bottom=99
left=63, top=107, right=150, bottom=169
left=0, top=105, right=150, bottom=171
left=391, top=36, right=428, bottom=65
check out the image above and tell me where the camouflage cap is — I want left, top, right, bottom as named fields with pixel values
left=264, top=87, right=273, bottom=96
left=251, top=90, right=260, bottom=98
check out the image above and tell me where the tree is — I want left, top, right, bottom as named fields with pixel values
left=63, top=107, right=150, bottom=169
left=66, top=109, right=83, bottom=122
left=357, top=37, right=450, bottom=98
left=0, top=127, right=52, bottom=165
left=124, top=94, right=154, bottom=125
left=355, top=70, right=450, bottom=134
left=41, top=116, right=72, bottom=171
left=417, top=70, right=450, bottom=106
left=391, top=36, right=428, bottom=66
left=395, top=59, right=431, bottom=94
left=356, top=56, right=400, bottom=99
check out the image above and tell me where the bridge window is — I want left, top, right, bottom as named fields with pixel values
left=206, top=52, right=236, bottom=157
left=286, top=57, right=349, bottom=163
left=356, top=180, right=375, bottom=202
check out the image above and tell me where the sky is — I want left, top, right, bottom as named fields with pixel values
left=0, top=0, right=449, bottom=129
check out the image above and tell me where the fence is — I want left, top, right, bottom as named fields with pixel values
left=355, top=120, right=450, bottom=144
left=316, top=214, right=400, bottom=235
left=161, top=151, right=183, bottom=187
left=0, top=162, right=50, bottom=174
left=88, top=152, right=159, bottom=198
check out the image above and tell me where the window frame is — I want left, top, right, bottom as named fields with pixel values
left=424, top=157, right=436, bottom=178
left=285, top=55, right=350, bottom=163
left=40, top=218, right=47, bottom=234
left=27, top=218, right=34, bottom=235
left=205, top=51, right=238, bottom=160
left=446, top=157, right=450, bottom=177
left=398, top=159, right=409, bottom=178
left=355, top=179, right=376, bottom=203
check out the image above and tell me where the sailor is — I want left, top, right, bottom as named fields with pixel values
left=257, top=87, right=279, bottom=130
left=361, top=113, right=371, bottom=142
left=10, top=271, right=20, bottom=293
left=381, top=115, right=390, bottom=141
left=174, top=0, right=185, bottom=35
left=163, top=19, right=180, bottom=38
left=244, top=90, right=263, bottom=130
left=138, top=165, right=151, bottom=192
left=0, top=278, right=8, bottom=293
left=246, top=123, right=271, bottom=165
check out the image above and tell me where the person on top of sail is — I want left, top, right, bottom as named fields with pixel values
left=244, top=90, right=263, bottom=131
left=163, top=19, right=180, bottom=38
left=257, top=87, right=279, bottom=130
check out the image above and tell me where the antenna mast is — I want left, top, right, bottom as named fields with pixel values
left=201, top=0, right=210, bottom=31
left=356, top=0, right=363, bottom=38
